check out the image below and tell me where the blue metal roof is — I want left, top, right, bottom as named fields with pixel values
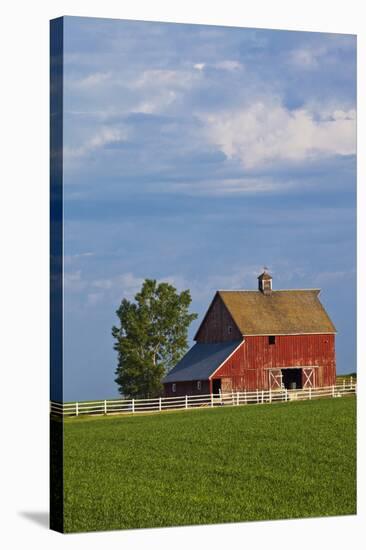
left=163, top=340, right=242, bottom=383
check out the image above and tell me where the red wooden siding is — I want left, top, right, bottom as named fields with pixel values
left=195, top=294, right=241, bottom=343
left=212, top=334, right=336, bottom=390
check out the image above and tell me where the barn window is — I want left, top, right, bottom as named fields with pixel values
left=197, top=381, right=201, bottom=390
left=172, top=383, right=176, bottom=393
left=269, top=335, right=276, bottom=345
left=228, top=325, right=232, bottom=334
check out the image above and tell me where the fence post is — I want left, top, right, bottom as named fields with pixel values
left=236, top=392, right=239, bottom=406
left=159, top=397, right=162, bottom=412
left=332, top=385, right=335, bottom=398
left=309, top=387, right=312, bottom=400
left=343, top=379, right=346, bottom=390
left=244, top=390, right=247, bottom=404
left=75, top=402, right=79, bottom=417
left=261, top=390, right=264, bottom=404
left=285, top=389, right=288, bottom=402
left=104, top=400, right=107, bottom=415
left=132, top=399, right=135, bottom=414
left=185, top=395, right=188, bottom=409
left=269, top=387, right=272, bottom=403
left=350, top=376, right=353, bottom=389
left=256, top=389, right=259, bottom=403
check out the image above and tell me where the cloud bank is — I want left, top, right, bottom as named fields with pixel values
left=201, top=101, right=356, bottom=168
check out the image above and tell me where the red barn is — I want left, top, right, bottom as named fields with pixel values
left=163, top=271, right=336, bottom=397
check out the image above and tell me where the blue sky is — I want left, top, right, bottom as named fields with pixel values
left=62, top=17, right=356, bottom=401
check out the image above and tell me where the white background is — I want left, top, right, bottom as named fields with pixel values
left=0, top=1, right=364, bottom=548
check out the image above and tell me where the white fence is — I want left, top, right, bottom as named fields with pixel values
left=50, top=379, right=356, bottom=418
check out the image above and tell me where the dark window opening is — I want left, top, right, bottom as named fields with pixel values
left=228, top=325, right=232, bottom=334
left=212, top=379, right=221, bottom=394
left=281, top=368, right=302, bottom=389
left=269, top=335, right=276, bottom=345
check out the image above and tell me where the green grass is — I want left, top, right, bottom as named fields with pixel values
left=63, top=397, right=356, bottom=532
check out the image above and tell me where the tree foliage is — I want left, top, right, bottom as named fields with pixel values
left=112, top=279, right=197, bottom=398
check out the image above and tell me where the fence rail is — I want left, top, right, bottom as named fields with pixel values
left=50, top=380, right=356, bottom=418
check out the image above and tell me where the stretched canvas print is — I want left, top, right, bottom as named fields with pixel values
left=50, top=16, right=357, bottom=533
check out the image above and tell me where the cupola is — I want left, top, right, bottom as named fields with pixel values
left=258, top=269, right=272, bottom=295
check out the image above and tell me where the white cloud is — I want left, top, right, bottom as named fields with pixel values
left=331, top=109, right=355, bottom=121
left=313, top=270, right=355, bottom=285
left=64, top=270, right=86, bottom=292
left=87, top=292, right=104, bottom=306
left=214, top=60, right=242, bottom=71
left=201, top=100, right=356, bottom=168
left=179, top=265, right=267, bottom=304
left=71, top=72, right=112, bottom=89
left=205, top=266, right=262, bottom=291
left=135, top=91, right=178, bottom=114
left=64, top=270, right=144, bottom=306
left=64, top=252, right=95, bottom=266
left=289, top=48, right=322, bottom=68
left=92, top=279, right=113, bottom=290
left=130, top=69, right=201, bottom=114
left=133, top=69, right=197, bottom=90
left=193, top=60, right=242, bottom=72
left=287, top=41, right=348, bottom=69
left=91, top=272, right=144, bottom=299
left=66, top=68, right=201, bottom=116
left=166, top=177, right=292, bottom=196
left=64, top=126, right=127, bottom=159
left=87, top=272, right=145, bottom=307
left=64, top=270, right=205, bottom=308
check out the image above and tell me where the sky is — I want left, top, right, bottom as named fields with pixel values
left=62, top=16, right=356, bottom=401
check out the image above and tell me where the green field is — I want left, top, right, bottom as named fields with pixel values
left=63, top=397, right=356, bottom=533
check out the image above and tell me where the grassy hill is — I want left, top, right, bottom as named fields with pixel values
left=63, top=396, right=356, bottom=533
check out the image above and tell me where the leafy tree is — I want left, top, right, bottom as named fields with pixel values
left=112, top=279, right=197, bottom=398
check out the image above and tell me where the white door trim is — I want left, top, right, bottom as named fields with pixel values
left=303, top=367, right=314, bottom=388
left=268, top=368, right=283, bottom=389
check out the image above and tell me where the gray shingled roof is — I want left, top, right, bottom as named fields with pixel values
left=163, top=340, right=242, bottom=383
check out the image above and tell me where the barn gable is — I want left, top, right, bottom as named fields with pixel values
left=194, top=292, right=242, bottom=343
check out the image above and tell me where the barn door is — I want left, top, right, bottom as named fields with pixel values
left=269, top=368, right=283, bottom=389
left=303, top=368, right=314, bottom=388
left=221, top=377, right=232, bottom=393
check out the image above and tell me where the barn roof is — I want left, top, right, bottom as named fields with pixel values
left=217, top=290, right=336, bottom=335
left=163, top=340, right=242, bottom=383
